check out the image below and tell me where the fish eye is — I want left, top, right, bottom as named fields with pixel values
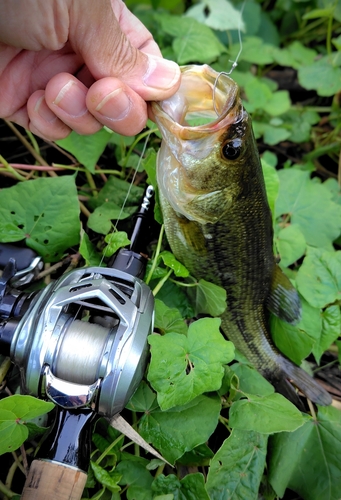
left=221, top=139, right=242, bottom=160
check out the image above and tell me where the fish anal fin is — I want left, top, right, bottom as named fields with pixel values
left=266, top=264, right=301, bottom=325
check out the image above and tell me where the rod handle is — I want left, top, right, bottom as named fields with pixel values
left=21, top=460, right=87, bottom=500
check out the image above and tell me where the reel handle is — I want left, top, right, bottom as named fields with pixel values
left=21, top=460, right=87, bottom=500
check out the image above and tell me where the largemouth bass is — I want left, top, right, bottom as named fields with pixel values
left=152, top=65, right=331, bottom=407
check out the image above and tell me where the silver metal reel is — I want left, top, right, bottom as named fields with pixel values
left=11, top=266, right=154, bottom=417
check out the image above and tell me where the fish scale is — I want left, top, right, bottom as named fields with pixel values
left=153, top=64, right=332, bottom=408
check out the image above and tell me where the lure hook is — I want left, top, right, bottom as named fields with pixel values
left=212, top=0, right=246, bottom=116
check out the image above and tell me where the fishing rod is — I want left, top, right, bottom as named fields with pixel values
left=0, top=185, right=155, bottom=500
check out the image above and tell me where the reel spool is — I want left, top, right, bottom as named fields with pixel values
left=11, top=266, right=154, bottom=417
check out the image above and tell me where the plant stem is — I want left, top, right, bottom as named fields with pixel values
left=26, top=130, right=41, bottom=157
left=79, top=200, right=91, bottom=218
left=170, top=278, right=197, bottom=288
left=0, top=480, right=16, bottom=499
left=155, top=463, right=166, bottom=477
left=152, top=268, right=173, bottom=296
left=4, top=120, right=47, bottom=166
left=0, top=155, right=26, bottom=181
left=145, top=225, right=165, bottom=285
left=307, top=398, right=317, bottom=420
left=85, top=170, right=98, bottom=197
left=95, top=434, right=125, bottom=465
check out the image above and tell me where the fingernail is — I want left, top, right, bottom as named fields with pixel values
left=53, top=80, right=87, bottom=117
left=95, top=88, right=132, bottom=121
left=34, top=95, right=57, bottom=123
left=144, top=55, right=180, bottom=90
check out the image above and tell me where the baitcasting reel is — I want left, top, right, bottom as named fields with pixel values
left=0, top=185, right=155, bottom=500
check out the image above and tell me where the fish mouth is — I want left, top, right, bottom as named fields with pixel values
left=152, top=64, right=242, bottom=141
left=152, top=65, right=244, bottom=222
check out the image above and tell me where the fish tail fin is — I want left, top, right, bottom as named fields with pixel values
left=274, top=356, right=332, bottom=408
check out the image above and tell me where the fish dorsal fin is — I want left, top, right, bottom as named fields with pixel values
left=266, top=264, right=301, bottom=325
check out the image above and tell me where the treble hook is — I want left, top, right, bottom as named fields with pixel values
left=212, top=64, right=238, bottom=116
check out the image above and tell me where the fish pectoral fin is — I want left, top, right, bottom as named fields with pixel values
left=177, top=216, right=207, bottom=254
left=187, top=189, right=233, bottom=224
left=266, top=264, right=301, bottom=325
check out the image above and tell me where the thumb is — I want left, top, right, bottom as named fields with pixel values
left=68, top=0, right=181, bottom=101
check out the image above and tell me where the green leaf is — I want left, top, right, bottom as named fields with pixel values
left=231, top=363, right=275, bottom=397
left=116, top=455, right=153, bottom=494
left=189, top=278, right=227, bottom=317
left=139, top=394, right=221, bottom=464
left=276, top=224, right=306, bottom=267
left=154, top=299, right=188, bottom=335
left=88, top=202, right=130, bottom=235
left=103, top=231, right=130, bottom=257
left=313, top=305, right=341, bottom=363
left=281, top=108, right=320, bottom=143
left=159, top=251, right=189, bottom=277
left=155, top=280, right=195, bottom=319
left=142, top=148, right=157, bottom=188
left=296, top=248, right=341, bottom=308
left=0, top=396, right=54, bottom=455
left=275, top=169, right=341, bottom=249
left=263, top=90, right=291, bottom=116
left=262, top=160, right=279, bottom=217
left=0, top=412, right=28, bottom=455
left=269, top=405, right=341, bottom=500
left=79, top=230, right=101, bottom=266
left=56, top=129, right=112, bottom=173
left=303, top=7, right=334, bottom=19
left=126, top=381, right=158, bottom=413
left=25, top=422, right=49, bottom=441
left=152, top=473, right=209, bottom=499
left=245, top=79, right=273, bottom=112
left=176, top=443, right=214, bottom=467
left=186, top=0, right=245, bottom=31
left=253, top=121, right=291, bottom=145
left=298, top=54, right=341, bottom=97
left=155, top=14, right=226, bottom=64
left=148, top=318, right=234, bottom=410
left=234, top=36, right=274, bottom=65
left=271, top=296, right=322, bottom=365
left=0, top=177, right=80, bottom=261
left=206, top=429, right=268, bottom=500
left=229, top=393, right=308, bottom=433
left=0, top=395, right=54, bottom=421
left=88, top=177, right=144, bottom=211
left=90, top=462, right=121, bottom=493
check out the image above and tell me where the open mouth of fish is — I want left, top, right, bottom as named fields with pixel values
left=152, top=65, right=245, bottom=221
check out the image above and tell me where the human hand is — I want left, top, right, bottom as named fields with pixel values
left=0, top=0, right=181, bottom=140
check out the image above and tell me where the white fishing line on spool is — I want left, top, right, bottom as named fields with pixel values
left=213, top=0, right=246, bottom=115
left=54, top=319, right=110, bottom=385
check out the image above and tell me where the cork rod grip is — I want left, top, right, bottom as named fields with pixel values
left=21, top=460, right=87, bottom=500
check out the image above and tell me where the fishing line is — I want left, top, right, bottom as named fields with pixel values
left=98, top=130, right=152, bottom=268
left=213, top=0, right=246, bottom=115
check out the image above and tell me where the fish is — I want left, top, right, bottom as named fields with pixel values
left=152, top=64, right=331, bottom=408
